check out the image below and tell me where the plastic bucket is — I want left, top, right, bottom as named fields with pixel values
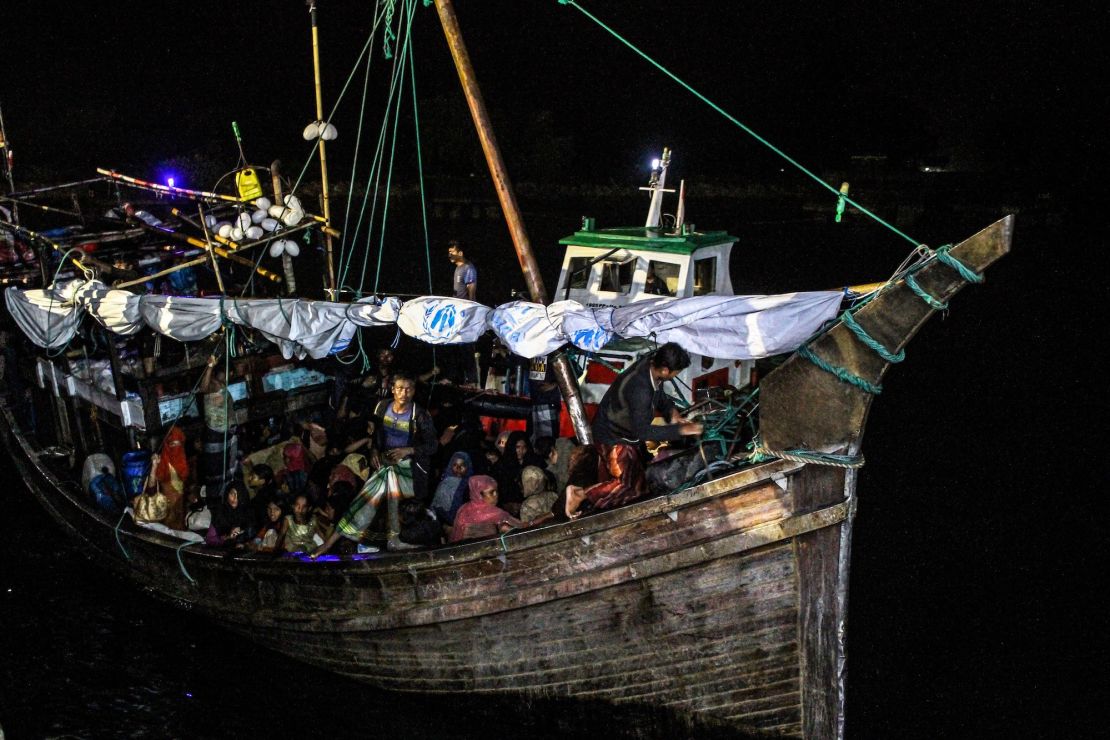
left=120, top=450, right=152, bottom=498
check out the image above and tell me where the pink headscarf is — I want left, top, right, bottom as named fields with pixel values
left=282, top=441, right=307, bottom=473
left=449, top=475, right=522, bottom=543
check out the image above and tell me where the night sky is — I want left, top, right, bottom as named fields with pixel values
left=2, top=1, right=1094, bottom=189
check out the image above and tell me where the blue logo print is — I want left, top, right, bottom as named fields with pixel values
left=572, top=327, right=609, bottom=351
left=424, top=302, right=458, bottom=338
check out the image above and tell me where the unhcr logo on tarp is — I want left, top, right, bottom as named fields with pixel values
left=423, top=301, right=458, bottom=338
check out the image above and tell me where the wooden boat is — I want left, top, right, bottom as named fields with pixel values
left=2, top=214, right=1011, bottom=739
left=0, top=2, right=1014, bottom=736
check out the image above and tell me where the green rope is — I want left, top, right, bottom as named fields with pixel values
left=797, top=344, right=883, bottom=395
left=840, top=310, right=905, bottom=363
left=904, top=273, right=948, bottom=310
left=407, top=14, right=439, bottom=384
left=337, top=2, right=385, bottom=291
left=556, top=0, right=920, bottom=249
left=747, top=437, right=866, bottom=469
left=353, top=9, right=414, bottom=295
left=175, top=541, right=201, bottom=584
left=370, top=2, right=417, bottom=296
left=935, top=244, right=984, bottom=283
left=114, top=510, right=132, bottom=560
left=408, top=28, right=434, bottom=298
left=382, top=0, right=397, bottom=59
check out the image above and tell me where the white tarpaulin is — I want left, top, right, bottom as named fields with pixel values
left=5, top=280, right=843, bottom=361
left=4, top=285, right=81, bottom=350
left=609, top=292, right=843, bottom=359
left=397, top=297, right=492, bottom=345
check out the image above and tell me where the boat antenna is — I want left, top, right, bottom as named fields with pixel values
left=307, top=0, right=338, bottom=298
left=641, top=147, right=673, bottom=228
left=432, top=0, right=594, bottom=445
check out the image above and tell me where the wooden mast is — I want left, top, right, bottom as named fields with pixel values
left=433, top=0, right=594, bottom=444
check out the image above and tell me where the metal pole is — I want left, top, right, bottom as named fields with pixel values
left=433, top=0, right=593, bottom=444
left=308, top=1, right=337, bottom=297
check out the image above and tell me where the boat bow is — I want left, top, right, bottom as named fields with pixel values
left=759, top=215, right=1014, bottom=456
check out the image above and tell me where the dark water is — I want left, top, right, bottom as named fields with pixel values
left=1, top=207, right=1100, bottom=738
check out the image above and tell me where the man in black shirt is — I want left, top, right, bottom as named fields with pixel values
left=592, top=343, right=702, bottom=448
left=567, top=343, right=702, bottom=517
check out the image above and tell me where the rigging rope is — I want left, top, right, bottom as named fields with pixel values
left=555, top=0, right=921, bottom=249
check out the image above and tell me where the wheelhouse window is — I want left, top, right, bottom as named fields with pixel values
left=566, top=257, right=593, bottom=290
left=646, top=260, right=679, bottom=296
left=693, top=257, right=717, bottom=296
left=599, top=258, right=636, bottom=294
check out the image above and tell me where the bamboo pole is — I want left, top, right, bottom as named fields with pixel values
left=308, top=1, right=337, bottom=296
left=433, top=0, right=593, bottom=445
left=167, top=209, right=282, bottom=283
left=197, top=205, right=227, bottom=295
left=114, top=254, right=210, bottom=289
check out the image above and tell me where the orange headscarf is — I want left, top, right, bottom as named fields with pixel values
left=155, top=427, right=189, bottom=484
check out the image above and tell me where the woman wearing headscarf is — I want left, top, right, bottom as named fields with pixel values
left=430, top=451, right=473, bottom=528
left=449, top=475, right=523, bottom=543
left=329, top=453, right=370, bottom=490
left=565, top=443, right=645, bottom=519
left=493, top=430, right=543, bottom=516
left=205, top=481, right=255, bottom=547
left=154, top=427, right=189, bottom=530
left=518, top=465, right=557, bottom=527
left=280, top=440, right=309, bottom=497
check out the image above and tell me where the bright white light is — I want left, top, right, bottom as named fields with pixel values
left=167, top=177, right=175, bottom=188
left=651, top=159, right=660, bottom=169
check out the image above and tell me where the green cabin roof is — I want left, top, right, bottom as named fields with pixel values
left=557, top=226, right=736, bottom=256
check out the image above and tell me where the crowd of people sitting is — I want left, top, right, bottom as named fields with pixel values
left=81, top=337, right=706, bottom=558
left=86, top=351, right=593, bottom=557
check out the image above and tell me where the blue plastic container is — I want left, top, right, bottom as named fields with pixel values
left=120, top=450, right=152, bottom=499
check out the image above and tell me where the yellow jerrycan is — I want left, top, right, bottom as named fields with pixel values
left=235, top=167, right=264, bottom=201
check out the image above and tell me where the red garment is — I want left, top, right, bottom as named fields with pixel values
left=155, top=427, right=189, bottom=530
left=328, top=463, right=359, bottom=490
left=583, top=443, right=645, bottom=511
left=282, top=441, right=308, bottom=472
left=449, top=475, right=522, bottom=543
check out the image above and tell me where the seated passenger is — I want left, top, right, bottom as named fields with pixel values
left=392, top=499, right=443, bottom=551
left=518, top=465, right=557, bottom=527
left=249, top=500, right=286, bottom=554
left=329, top=453, right=370, bottom=492
left=565, top=443, right=645, bottom=520
left=430, top=451, right=473, bottom=528
left=205, top=481, right=254, bottom=548
left=283, top=493, right=323, bottom=554
left=279, top=440, right=309, bottom=497
left=154, top=428, right=189, bottom=530
left=448, top=475, right=523, bottom=543
left=246, top=463, right=279, bottom=521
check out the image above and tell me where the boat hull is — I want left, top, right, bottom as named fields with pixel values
left=3, top=403, right=852, bottom=738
